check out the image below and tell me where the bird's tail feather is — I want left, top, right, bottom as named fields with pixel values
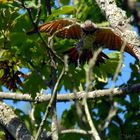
left=63, top=47, right=109, bottom=65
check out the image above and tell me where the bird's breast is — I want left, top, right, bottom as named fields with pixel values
left=82, top=34, right=96, bottom=49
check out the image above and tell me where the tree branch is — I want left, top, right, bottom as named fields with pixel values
left=98, top=101, right=118, bottom=132
left=61, top=129, right=93, bottom=135
left=83, top=48, right=102, bottom=140
left=46, top=0, right=52, bottom=15
left=0, top=101, right=33, bottom=140
left=112, top=40, right=126, bottom=85
left=35, top=68, right=65, bottom=140
left=0, top=83, right=140, bottom=102
left=21, top=0, right=64, bottom=64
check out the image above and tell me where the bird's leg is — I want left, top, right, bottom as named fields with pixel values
left=75, top=39, right=83, bottom=66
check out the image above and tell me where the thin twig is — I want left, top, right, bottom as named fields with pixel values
left=46, top=0, right=52, bottom=15
left=115, top=115, right=125, bottom=139
left=21, top=0, right=64, bottom=64
left=83, top=101, right=101, bottom=140
left=22, top=0, right=63, bottom=137
left=50, top=54, right=69, bottom=140
left=35, top=67, right=65, bottom=140
left=20, top=2, right=63, bottom=138
left=112, top=40, right=127, bottom=85
left=98, top=101, right=118, bottom=132
left=85, top=48, right=103, bottom=92
left=61, top=129, right=93, bottom=135
left=34, top=0, right=41, bottom=24
left=50, top=48, right=58, bottom=140
left=74, top=93, right=91, bottom=139
left=83, top=48, right=102, bottom=140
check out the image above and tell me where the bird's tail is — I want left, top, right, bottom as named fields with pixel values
left=63, top=47, right=109, bottom=65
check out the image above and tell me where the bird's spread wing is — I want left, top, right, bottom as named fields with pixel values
left=28, top=19, right=82, bottom=39
left=95, top=27, right=140, bottom=61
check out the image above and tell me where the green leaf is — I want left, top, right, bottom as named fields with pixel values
left=10, top=32, right=26, bottom=46
left=48, top=5, right=75, bottom=19
left=60, top=0, right=70, bottom=5
left=0, top=69, right=4, bottom=78
left=61, top=105, right=78, bottom=128
left=0, top=130, right=6, bottom=140
left=94, top=68, right=108, bottom=83
left=24, top=1, right=40, bottom=9
left=23, top=72, right=46, bottom=95
left=59, top=6, right=75, bottom=14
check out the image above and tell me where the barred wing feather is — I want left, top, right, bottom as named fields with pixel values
left=29, top=19, right=82, bottom=39
left=95, top=27, right=140, bottom=60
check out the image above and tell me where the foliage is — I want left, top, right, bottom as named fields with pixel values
left=0, top=0, right=140, bottom=139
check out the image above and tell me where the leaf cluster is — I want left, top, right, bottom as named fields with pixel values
left=0, top=0, right=139, bottom=139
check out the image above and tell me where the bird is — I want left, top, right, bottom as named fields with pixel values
left=27, top=19, right=140, bottom=65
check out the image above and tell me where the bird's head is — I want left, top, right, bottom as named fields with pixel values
left=81, top=20, right=97, bottom=34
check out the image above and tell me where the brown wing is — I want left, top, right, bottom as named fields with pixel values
left=95, top=27, right=140, bottom=61
left=28, top=19, right=82, bottom=39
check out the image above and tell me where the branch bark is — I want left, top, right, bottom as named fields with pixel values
left=0, top=101, right=33, bottom=140
left=0, top=83, right=140, bottom=102
left=61, top=129, right=94, bottom=135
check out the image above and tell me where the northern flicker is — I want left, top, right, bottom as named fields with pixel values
left=27, top=19, right=140, bottom=65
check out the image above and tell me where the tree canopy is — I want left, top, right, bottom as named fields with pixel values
left=0, top=0, right=140, bottom=140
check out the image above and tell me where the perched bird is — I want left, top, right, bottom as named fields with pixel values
left=27, top=19, right=140, bottom=65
